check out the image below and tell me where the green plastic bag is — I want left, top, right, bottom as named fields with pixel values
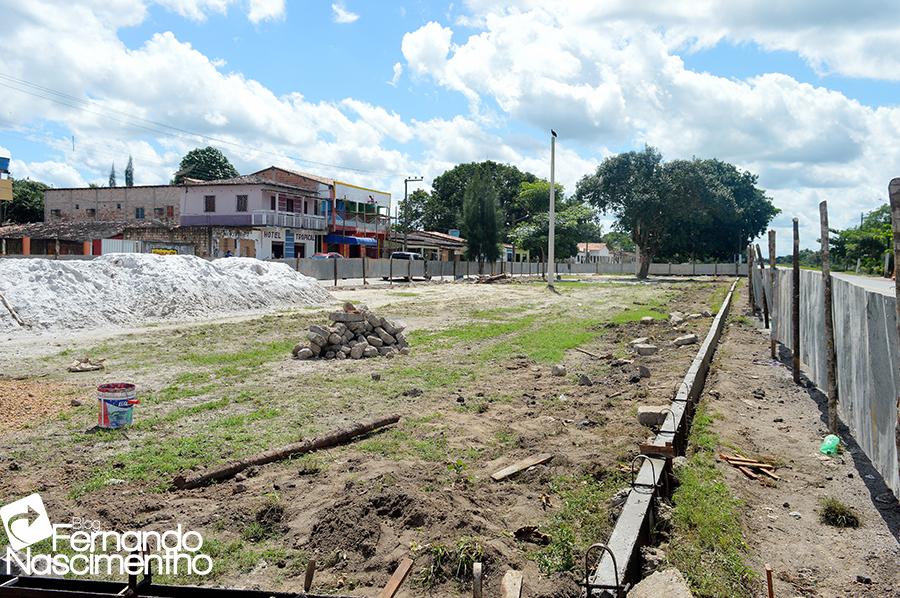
left=820, top=434, right=840, bottom=456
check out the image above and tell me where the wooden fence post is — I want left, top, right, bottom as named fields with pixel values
left=888, top=178, right=900, bottom=477
left=820, top=201, right=838, bottom=433
left=389, top=257, right=393, bottom=286
left=333, top=257, right=338, bottom=287
left=756, top=244, right=770, bottom=329
left=768, top=230, right=777, bottom=359
left=747, top=246, right=755, bottom=312
left=792, top=217, right=801, bottom=384
left=362, top=255, right=367, bottom=285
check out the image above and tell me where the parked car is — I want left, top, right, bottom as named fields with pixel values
left=310, top=252, right=343, bottom=259
left=389, top=251, right=424, bottom=260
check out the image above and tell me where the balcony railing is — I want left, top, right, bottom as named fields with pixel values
left=251, top=210, right=327, bottom=230
left=333, top=210, right=390, bottom=233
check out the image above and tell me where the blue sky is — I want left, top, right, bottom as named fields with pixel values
left=2, top=1, right=900, bottom=252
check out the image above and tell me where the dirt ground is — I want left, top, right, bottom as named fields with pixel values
left=697, top=300, right=900, bottom=596
left=0, top=275, right=731, bottom=597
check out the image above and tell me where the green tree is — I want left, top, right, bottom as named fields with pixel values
left=575, top=146, right=670, bottom=278
left=396, top=188, right=429, bottom=234
left=108, top=163, right=116, bottom=187
left=508, top=180, right=602, bottom=261
left=601, top=231, right=635, bottom=253
left=427, top=161, right=537, bottom=234
left=575, top=147, right=777, bottom=277
left=6, top=179, right=48, bottom=223
left=830, top=204, right=891, bottom=273
left=461, top=166, right=501, bottom=271
left=125, top=156, right=134, bottom=187
left=174, top=146, right=239, bottom=184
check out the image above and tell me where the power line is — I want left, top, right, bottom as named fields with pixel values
left=0, top=73, right=405, bottom=179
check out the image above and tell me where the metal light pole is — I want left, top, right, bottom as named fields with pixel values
left=547, top=129, right=558, bottom=288
left=403, top=176, right=423, bottom=251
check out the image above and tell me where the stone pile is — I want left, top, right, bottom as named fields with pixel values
left=292, top=303, right=409, bottom=360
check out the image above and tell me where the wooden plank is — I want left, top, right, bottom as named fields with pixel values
left=737, top=465, right=759, bottom=480
left=303, top=559, right=316, bottom=592
left=472, top=562, right=483, bottom=598
left=500, top=570, right=523, bottom=598
left=378, top=558, right=413, bottom=598
left=765, top=563, right=775, bottom=598
left=491, top=453, right=553, bottom=481
left=758, top=468, right=781, bottom=481
left=792, top=217, right=801, bottom=383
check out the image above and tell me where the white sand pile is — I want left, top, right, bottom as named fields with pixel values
left=0, top=254, right=333, bottom=332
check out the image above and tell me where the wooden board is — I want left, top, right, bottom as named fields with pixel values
left=737, top=465, right=759, bottom=480
left=378, top=558, right=413, bottom=598
left=491, top=453, right=553, bottom=481
left=500, top=570, right=524, bottom=598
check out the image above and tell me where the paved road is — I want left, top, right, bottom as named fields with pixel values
left=832, top=272, right=895, bottom=296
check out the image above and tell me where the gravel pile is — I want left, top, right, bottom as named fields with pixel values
left=293, top=303, right=409, bottom=360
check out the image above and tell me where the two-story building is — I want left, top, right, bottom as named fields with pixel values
left=326, top=181, right=391, bottom=258
left=179, top=172, right=329, bottom=259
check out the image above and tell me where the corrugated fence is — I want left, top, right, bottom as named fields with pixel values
left=752, top=266, right=900, bottom=498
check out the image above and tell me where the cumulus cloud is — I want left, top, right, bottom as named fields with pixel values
left=247, top=0, right=285, bottom=23
left=10, top=159, right=87, bottom=187
left=401, top=2, right=900, bottom=252
left=331, top=2, right=358, bottom=24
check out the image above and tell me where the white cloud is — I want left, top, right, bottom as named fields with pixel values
left=388, top=62, right=403, bottom=86
left=10, top=159, right=87, bottom=187
left=331, top=2, right=359, bottom=24
left=247, top=0, right=285, bottom=23
left=401, top=3, right=900, bottom=253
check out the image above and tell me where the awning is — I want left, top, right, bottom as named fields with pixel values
left=324, top=233, right=377, bottom=247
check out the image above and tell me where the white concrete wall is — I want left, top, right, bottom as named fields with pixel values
left=760, top=267, right=900, bottom=498
left=182, top=185, right=265, bottom=216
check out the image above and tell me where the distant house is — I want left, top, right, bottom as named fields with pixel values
left=401, top=230, right=467, bottom=261
left=575, top=242, right=610, bottom=263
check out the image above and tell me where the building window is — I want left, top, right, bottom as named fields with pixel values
left=154, top=207, right=164, bottom=217
left=270, top=195, right=276, bottom=210
left=236, top=195, right=248, bottom=212
left=166, top=205, right=174, bottom=218
left=117, top=203, right=122, bottom=210
left=204, top=195, right=216, bottom=213
left=86, top=208, right=96, bottom=216
left=75, top=204, right=79, bottom=210
left=50, top=209, right=61, bottom=217
left=135, top=207, right=145, bottom=219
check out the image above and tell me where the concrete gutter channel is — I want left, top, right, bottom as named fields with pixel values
left=584, top=279, right=739, bottom=597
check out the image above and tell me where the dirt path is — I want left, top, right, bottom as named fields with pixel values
left=701, top=313, right=900, bottom=596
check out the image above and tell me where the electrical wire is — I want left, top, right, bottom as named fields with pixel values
left=0, top=73, right=405, bottom=179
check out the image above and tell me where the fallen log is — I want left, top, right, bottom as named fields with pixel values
left=172, top=414, right=400, bottom=490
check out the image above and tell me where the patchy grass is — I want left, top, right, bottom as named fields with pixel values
left=609, top=306, right=667, bottom=325
left=416, top=536, right=484, bottom=588
left=708, top=284, right=730, bottom=314
left=818, top=497, right=860, bottom=528
left=533, top=472, right=627, bottom=574
left=183, top=340, right=295, bottom=367
left=411, top=315, right=536, bottom=347
left=668, top=403, right=754, bottom=597
left=489, top=318, right=603, bottom=363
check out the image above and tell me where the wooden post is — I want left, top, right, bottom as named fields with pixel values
left=389, top=257, right=393, bottom=285
left=768, top=230, right=777, bottom=359
left=792, top=217, right=801, bottom=384
left=362, top=254, right=367, bottom=285
left=756, top=244, right=769, bottom=329
left=765, top=564, right=774, bottom=598
left=888, top=177, right=900, bottom=481
left=747, top=245, right=755, bottom=312
left=820, top=201, right=839, bottom=433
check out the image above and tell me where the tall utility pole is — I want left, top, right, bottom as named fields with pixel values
left=402, top=176, right=423, bottom=251
left=547, top=130, right=558, bottom=288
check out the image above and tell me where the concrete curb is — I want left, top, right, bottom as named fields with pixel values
left=585, top=279, right=739, bottom=596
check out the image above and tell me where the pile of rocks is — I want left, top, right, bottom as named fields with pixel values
left=292, top=304, right=409, bottom=360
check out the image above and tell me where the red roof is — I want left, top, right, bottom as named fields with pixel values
left=577, top=242, right=608, bottom=252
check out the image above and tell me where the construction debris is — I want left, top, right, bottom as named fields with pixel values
left=172, top=414, right=400, bottom=489
left=673, top=334, right=699, bottom=346
left=491, top=453, right=553, bottom=481
left=67, top=357, right=106, bottom=372
left=719, top=452, right=780, bottom=480
left=293, top=303, right=409, bottom=360
left=637, top=406, right=670, bottom=427
left=475, top=273, right=509, bottom=284
left=634, top=343, right=659, bottom=356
